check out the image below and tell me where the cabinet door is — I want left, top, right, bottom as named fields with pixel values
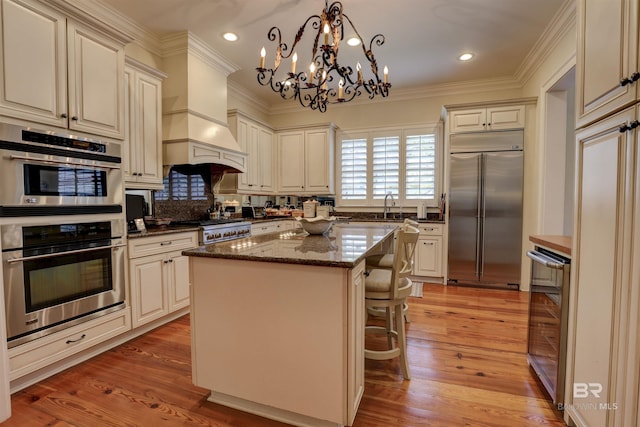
left=305, top=129, right=332, bottom=193
left=135, top=72, right=163, bottom=186
left=415, top=236, right=442, bottom=277
left=236, top=120, right=250, bottom=190
left=168, top=252, right=190, bottom=311
left=576, top=0, right=637, bottom=128
left=448, top=108, right=487, bottom=133
left=486, top=105, right=525, bottom=130
left=246, top=123, right=260, bottom=189
left=123, top=66, right=136, bottom=182
left=258, top=128, right=275, bottom=192
left=568, top=107, right=633, bottom=427
left=0, top=0, right=67, bottom=127
left=67, top=21, right=124, bottom=139
left=278, top=131, right=305, bottom=192
left=129, top=254, right=168, bottom=327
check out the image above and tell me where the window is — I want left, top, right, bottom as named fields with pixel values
left=155, top=169, right=208, bottom=201
left=337, top=124, right=441, bottom=207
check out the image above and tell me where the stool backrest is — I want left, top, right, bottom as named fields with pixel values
left=390, top=225, right=419, bottom=298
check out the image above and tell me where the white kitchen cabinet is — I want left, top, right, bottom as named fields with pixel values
left=277, top=124, right=335, bottom=195
left=564, top=106, right=640, bottom=427
left=448, top=105, right=525, bottom=133
left=123, top=58, right=166, bottom=189
left=219, top=112, right=274, bottom=194
left=0, top=0, right=129, bottom=138
left=127, top=231, right=197, bottom=328
left=575, top=0, right=638, bottom=128
left=414, top=223, right=444, bottom=278
left=8, top=307, right=131, bottom=381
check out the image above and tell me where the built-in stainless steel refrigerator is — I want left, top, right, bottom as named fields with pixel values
left=447, top=130, right=524, bottom=288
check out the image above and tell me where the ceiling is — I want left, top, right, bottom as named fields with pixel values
left=100, top=0, right=566, bottom=108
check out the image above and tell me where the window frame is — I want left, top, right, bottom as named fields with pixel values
left=336, top=123, right=443, bottom=208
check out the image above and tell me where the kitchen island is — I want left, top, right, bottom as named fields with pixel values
left=183, top=223, right=397, bottom=427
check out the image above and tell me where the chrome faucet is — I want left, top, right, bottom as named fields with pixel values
left=384, top=192, right=395, bottom=219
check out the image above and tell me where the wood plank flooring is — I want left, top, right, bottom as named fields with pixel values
left=1, top=283, right=566, bottom=427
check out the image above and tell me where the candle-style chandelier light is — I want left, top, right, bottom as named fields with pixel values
left=256, top=0, right=390, bottom=113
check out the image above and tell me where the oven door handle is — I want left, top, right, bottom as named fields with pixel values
left=6, top=243, right=126, bottom=263
left=9, top=154, right=119, bottom=170
left=526, top=250, right=566, bottom=269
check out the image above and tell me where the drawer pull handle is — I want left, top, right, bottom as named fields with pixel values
left=160, top=241, right=173, bottom=246
left=66, top=334, right=86, bottom=344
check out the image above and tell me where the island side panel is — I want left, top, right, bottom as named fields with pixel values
left=190, top=256, right=350, bottom=425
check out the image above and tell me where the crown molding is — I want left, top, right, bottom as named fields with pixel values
left=161, top=32, right=240, bottom=76
left=227, top=80, right=272, bottom=116
left=85, top=0, right=163, bottom=55
left=515, top=0, right=577, bottom=86
left=46, top=0, right=134, bottom=44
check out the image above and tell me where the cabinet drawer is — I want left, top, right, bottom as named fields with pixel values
left=128, top=231, right=198, bottom=258
left=8, top=307, right=131, bottom=380
left=418, top=223, right=443, bottom=236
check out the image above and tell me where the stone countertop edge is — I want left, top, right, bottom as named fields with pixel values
left=127, top=225, right=200, bottom=239
left=529, top=235, right=572, bottom=256
left=183, top=224, right=398, bottom=269
left=248, top=217, right=445, bottom=224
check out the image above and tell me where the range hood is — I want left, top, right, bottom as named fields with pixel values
left=161, top=32, right=247, bottom=174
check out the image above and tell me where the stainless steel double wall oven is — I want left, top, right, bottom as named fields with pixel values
left=0, top=124, right=126, bottom=347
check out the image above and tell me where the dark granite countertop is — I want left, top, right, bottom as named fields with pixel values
left=183, top=223, right=397, bottom=268
left=127, top=225, right=200, bottom=239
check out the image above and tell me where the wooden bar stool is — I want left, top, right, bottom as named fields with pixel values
left=364, top=224, right=419, bottom=380
left=365, top=218, right=418, bottom=322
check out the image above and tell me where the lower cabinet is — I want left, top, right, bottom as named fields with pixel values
left=127, top=231, right=197, bottom=328
left=414, top=223, right=444, bottom=279
left=251, top=220, right=295, bottom=236
left=8, top=307, right=131, bottom=381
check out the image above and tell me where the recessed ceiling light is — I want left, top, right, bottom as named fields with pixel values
left=347, top=37, right=361, bottom=47
left=223, top=32, right=238, bottom=42
left=458, top=53, right=474, bottom=61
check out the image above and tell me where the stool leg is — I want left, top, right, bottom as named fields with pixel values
left=395, top=302, right=411, bottom=380
left=385, top=307, right=393, bottom=349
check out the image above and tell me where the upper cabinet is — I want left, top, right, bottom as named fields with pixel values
left=448, top=105, right=525, bottom=133
left=218, top=111, right=275, bottom=194
left=0, top=0, right=129, bottom=139
left=123, top=58, right=166, bottom=190
left=576, top=0, right=638, bottom=128
left=277, top=125, right=335, bottom=195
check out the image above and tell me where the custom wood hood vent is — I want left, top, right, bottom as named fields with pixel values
left=161, top=32, right=247, bottom=174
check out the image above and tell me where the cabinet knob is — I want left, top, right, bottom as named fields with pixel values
left=61, top=113, right=68, bottom=119
left=632, top=72, right=640, bottom=83
left=71, top=116, right=78, bottom=121
left=619, top=123, right=631, bottom=133
left=620, top=77, right=632, bottom=87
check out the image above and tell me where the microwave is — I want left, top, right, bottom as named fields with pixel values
left=0, top=124, right=123, bottom=216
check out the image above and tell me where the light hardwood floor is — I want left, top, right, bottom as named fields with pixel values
left=1, top=283, right=566, bottom=426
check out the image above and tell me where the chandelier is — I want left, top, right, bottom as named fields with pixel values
left=256, top=0, right=390, bottom=113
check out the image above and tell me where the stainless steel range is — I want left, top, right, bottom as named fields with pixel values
left=174, top=219, right=251, bottom=245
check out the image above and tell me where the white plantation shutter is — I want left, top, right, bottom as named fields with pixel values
left=372, top=135, right=400, bottom=199
left=338, top=124, right=441, bottom=206
left=156, top=170, right=207, bottom=201
left=406, top=133, right=436, bottom=200
left=341, top=138, right=367, bottom=199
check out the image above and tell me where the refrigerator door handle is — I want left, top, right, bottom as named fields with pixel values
left=479, top=154, right=487, bottom=278
left=475, top=155, right=483, bottom=278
